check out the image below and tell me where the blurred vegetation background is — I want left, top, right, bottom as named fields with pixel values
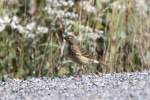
left=0, top=0, right=150, bottom=78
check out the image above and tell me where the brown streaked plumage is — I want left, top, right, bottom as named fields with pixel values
left=64, top=35, right=106, bottom=66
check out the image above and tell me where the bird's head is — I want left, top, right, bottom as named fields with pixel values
left=64, top=35, right=76, bottom=45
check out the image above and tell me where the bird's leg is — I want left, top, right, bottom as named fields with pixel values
left=81, top=65, right=85, bottom=74
left=76, top=66, right=83, bottom=76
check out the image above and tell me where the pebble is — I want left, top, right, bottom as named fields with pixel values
left=0, top=72, right=150, bottom=100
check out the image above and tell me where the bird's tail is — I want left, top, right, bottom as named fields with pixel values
left=99, top=61, right=107, bottom=66
left=89, top=59, right=107, bottom=66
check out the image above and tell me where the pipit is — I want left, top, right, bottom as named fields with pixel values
left=64, top=35, right=106, bottom=75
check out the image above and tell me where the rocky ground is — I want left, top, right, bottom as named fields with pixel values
left=0, top=72, right=150, bottom=100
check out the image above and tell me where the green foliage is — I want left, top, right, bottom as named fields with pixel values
left=0, top=0, right=149, bottom=78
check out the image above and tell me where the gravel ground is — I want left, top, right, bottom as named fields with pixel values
left=0, top=72, right=150, bottom=100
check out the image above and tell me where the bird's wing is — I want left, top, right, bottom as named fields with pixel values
left=70, top=45, right=92, bottom=57
left=79, top=47, right=94, bottom=59
left=70, top=45, right=81, bottom=55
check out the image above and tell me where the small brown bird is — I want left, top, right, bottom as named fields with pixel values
left=64, top=35, right=106, bottom=66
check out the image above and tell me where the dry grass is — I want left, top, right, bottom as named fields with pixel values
left=0, top=0, right=150, bottom=78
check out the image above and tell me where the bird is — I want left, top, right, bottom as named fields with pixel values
left=64, top=35, right=107, bottom=75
